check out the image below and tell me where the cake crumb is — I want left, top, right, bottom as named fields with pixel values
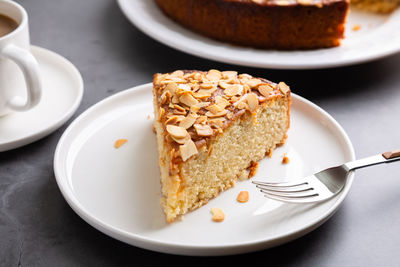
left=282, top=153, right=290, bottom=164
left=237, top=191, right=249, bottom=203
left=114, top=139, right=127, bottom=149
left=352, top=25, right=361, bottom=31
left=211, top=208, right=225, bottom=222
left=248, top=161, right=259, bottom=178
left=146, top=114, right=151, bottom=120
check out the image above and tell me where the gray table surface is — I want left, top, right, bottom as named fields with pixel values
left=1, top=0, right=400, bottom=266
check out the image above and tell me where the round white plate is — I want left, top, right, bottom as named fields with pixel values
left=0, top=46, right=83, bottom=152
left=54, top=83, right=355, bottom=256
left=117, top=0, right=400, bottom=69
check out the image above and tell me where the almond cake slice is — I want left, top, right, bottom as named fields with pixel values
left=153, top=70, right=291, bottom=222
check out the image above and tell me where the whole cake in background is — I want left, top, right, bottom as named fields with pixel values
left=153, top=70, right=291, bottom=222
left=155, top=0, right=350, bottom=50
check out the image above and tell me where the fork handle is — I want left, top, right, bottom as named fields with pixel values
left=344, top=149, right=400, bottom=171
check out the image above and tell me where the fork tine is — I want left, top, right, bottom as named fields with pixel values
left=258, top=187, right=314, bottom=194
left=252, top=180, right=308, bottom=188
left=260, top=189, right=318, bottom=198
left=263, top=192, right=320, bottom=203
left=255, top=183, right=311, bottom=192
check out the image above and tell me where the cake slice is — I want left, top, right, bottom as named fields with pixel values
left=351, top=0, right=400, bottom=13
left=153, top=70, right=291, bottom=222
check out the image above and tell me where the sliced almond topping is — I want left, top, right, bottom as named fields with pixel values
left=224, top=84, right=243, bottom=97
left=205, top=110, right=227, bottom=118
left=179, top=113, right=197, bottom=129
left=238, top=73, right=252, bottom=80
left=165, top=83, right=178, bottom=94
left=179, top=139, right=198, bottom=161
left=246, top=93, right=259, bottom=112
left=297, top=0, right=312, bottom=4
left=179, top=93, right=198, bottom=106
left=166, top=125, right=188, bottom=139
left=237, top=102, right=248, bottom=110
left=200, top=82, right=214, bottom=89
left=160, top=90, right=172, bottom=105
left=206, top=104, right=225, bottom=114
left=160, top=77, right=185, bottom=84
left=171, top=133, right=190, bottom=144
left=193, top=90, right=212, bottom=99
left=222, top=71, right=238, bottom=80
left=246, top=78, right=262, bottom=89
left=158, top=107, right=165, bottom=120
left=278, top=82, right=290, bottom=94
left=206, top=69, right=222, bottom=81
left=194, top=139, right=207, bottom=149
left=178, top=83, right=191, bottom=92
left=169, top=70, right=184, bottom=78
left=171, top=95, right=179, bottom=104
left=258, top=84, right=273, bottom=97
left=165, top=115, right=185, bottom=125
left=195, top=115, right=208, bottom=124
left=193, top=124, right=213, bottom=136
left=237, top=191, right=249, bottom=203
left=210, top=208, right=225, bottom=222
left=208, top=117, right=225, bottom=128
left=215, top=96, right=230, bottom=109
left=219, top=81, right=230, bottom=89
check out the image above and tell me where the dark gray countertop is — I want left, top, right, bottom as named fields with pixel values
left=1, top=0, right=400, bottom=265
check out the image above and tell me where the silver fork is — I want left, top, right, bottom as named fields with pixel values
left=253, top=150, right=400, bottom=203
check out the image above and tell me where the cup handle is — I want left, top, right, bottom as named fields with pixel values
left=1, top=44, right=42, bottom=111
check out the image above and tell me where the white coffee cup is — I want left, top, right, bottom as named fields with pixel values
left=0, top=0, right=41, bottom=117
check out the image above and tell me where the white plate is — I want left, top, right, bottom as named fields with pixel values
left=54, top=83, right=355, bottom=256
left=117, top=0, right=400, bottom=69
left=0, top=46, right=83, bottom=152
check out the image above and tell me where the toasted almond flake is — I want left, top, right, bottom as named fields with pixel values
left=224, top=84, right=243, bottom=97
left=208, top=118, right=225, bottom=128
left=276, top=0, right=290, bottom=5
left=200, top=82, right=214, bottom=89
left=210, top=208, right=225, bottom=222
left=237, top=191, right=249, bottom=203
left=178, top=83, right=191, bottom=92
left=193, top=124, right=213, bottom=136
left=258, top=84, right=273, bottom=97
left=206, top=69, right=222, bottom=81
left=166, top=125, right=188, bottom=139
left=195, top=116, right=208, bottom=124
left=158, top=107, right=165, bottom=120
left=165, top=83, right=178, bottom=94
left=238, top=73, right=252, bottom=80
left=278, top=82, right=290, bottom=94
left=171, top=95, right=179, bottom=104
left=237, top=102, right=248, bottom=110
left=205, top=110, right=227, bottom=118
left=219, top=81, right=230, bottom=89
left=193, top=90, right=212, bottom=99
left=180, top=139, right=198, bottom=161
left=169, top=70, right=184, bottom=78
left=171, top=133, right=190, bottom=144
left=165, top=115, right=185, bottom=125
left=246, top=93, right=259, bottom=112
left=160, top=90, right=172, bottom=104
left=215, top=96, right=230, bottom=108
left=160, top=78, right=185, bottom=84
left=179, top=113, right=197, bottom=129
left=246, top=78, right=262, bottom=88
left=206, top=104, right=225, bottom=114
left=114, top=139, right=127, bottom=149
left=222, top=71, right=238, bottom=80
left=179, top=93, right=198, bottom=106
left=195, top=139, right=207, bottom=149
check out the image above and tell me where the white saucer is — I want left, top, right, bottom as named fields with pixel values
left=54, top=83, right=355, bottom=256
left=0, top=46, right=83, bottom=152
